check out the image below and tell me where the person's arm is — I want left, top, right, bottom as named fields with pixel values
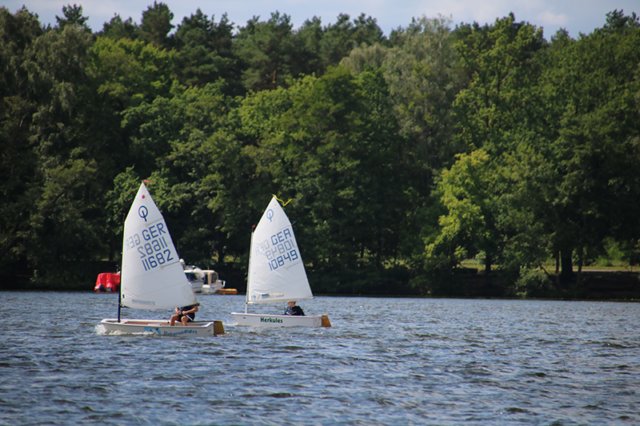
left=183, top=305, right=198, bottom=314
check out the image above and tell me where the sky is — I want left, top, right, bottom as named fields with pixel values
left=3, top=0, right=639, bottom=39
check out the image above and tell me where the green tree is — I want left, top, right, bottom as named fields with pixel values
left=21, top=23, right=105, bottom=284
left=340, top=42, right=388, bottom=73
left=454, top=14, right=546, bottom=154
left=0, top=7, right=43, bottom=280
left=87, top=35, right=177, bottom=258
left=431, top=14, right=547, bottom=277
left=152, top=83, right=235, bottom=264
left=234, top=12, right=297, bottom=91
left=346, top=17, right=466, bottom=264
left=199, top=124, right=255, bottom=265
left=107, top=83, right=240, bottom=266
left=100, top=14, right=138, bottom=39
left=539, top=11, right=640, bottom=283
left=139, top=1, right=174, bottom=48
left=320, top=13, right=384, bottom=68
left=55, top=4, right=90, bottom=31
left=173, top=10, right=240, bottom=93
left=88, top=36, right=175, bottom=109
left=493, top=137, right=554, bottom=275
left=427, top=149, right=500, bottom=274
left=238, top=66, right=407, bottom=278
left=349, top=70, right=409, bottom=265
left=384, top=17, right=464, bottom=171
left=87, top=38, right=170, bottom=259
left=105, top=168, right=144, bottom=237
left=292, top=17, right=324, bottom=76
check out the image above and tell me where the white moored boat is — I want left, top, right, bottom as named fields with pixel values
left=183, top=262, right=236, bottom=295
left=182, top=261, right=204, bottom=293
left=99, top=182, right=224, bottom=337
left=200, top=269, right=231, bottom=294
left=231, top=196, right=331, bottom=328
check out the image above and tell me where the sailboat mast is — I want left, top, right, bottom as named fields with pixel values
left=117, top=278, right=122, bottom=322
left=245, top=225, right=256, bottom=313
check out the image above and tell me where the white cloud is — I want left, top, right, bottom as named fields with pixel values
left=538, top=10, right=568, bottom=27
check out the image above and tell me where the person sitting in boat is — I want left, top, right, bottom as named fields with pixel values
left=169, top=303, right=200, bottom=326
left=284, top=300, right=305, bottom=316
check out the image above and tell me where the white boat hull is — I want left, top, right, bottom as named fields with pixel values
left=100, top=319, right=224, bottom=336
left=190, top=281, right=204, bottom=293
left=230, top=313, right=331, bottom=328
left=201, top=282, right=223, bottom=294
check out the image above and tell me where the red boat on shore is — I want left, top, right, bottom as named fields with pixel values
left=94, top=272, right=120, bottom=292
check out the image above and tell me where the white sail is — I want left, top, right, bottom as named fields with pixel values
left=246, top=196, right=313, bottom=304
left=120, top=183, right=196, bottom=310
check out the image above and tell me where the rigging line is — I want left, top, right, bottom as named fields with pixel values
left=272, top=194, right=293, bottom=207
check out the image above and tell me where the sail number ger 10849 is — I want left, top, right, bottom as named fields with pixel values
left=256, top=227, right=300, bottom=271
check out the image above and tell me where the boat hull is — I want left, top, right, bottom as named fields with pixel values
left=94, top=272, right=120, bottom=292
left=230, top=313, right=331, bottom=328
left=201, top=284, right=238, bottom=295
left=100, top=319, right=224, bottom=336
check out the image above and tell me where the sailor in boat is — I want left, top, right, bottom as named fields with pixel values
left=284, top=300, right=305, bottom=316
left=169, top=303, right=200, bottom=326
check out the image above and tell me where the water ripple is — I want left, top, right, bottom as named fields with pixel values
left=0, top=293, right=639, bottom=425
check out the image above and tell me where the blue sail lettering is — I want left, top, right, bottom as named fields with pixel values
left=142, top=223, right=167, bottom=241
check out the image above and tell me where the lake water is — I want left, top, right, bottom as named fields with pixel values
left=1, top=292, right=638, bottom=425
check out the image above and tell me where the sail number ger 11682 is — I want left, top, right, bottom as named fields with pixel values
left=125, top=223, right=175, bottom=271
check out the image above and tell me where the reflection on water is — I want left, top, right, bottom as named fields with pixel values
left=0, top=292, right=638, bottom=425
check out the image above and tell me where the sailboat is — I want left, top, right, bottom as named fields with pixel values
left=100, top=182, right=224, bottom=336
left=231, top=196, right=331, bottom=328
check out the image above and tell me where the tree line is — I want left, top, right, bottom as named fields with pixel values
left=1, top=3, right=639, bottom=296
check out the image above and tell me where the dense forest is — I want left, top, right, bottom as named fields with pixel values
left=1, top=4, right=639, bottom=297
